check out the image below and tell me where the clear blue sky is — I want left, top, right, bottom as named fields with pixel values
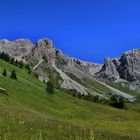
left=0, top=0, right=140, bottom=63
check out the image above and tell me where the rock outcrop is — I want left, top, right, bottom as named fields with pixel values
left=0, top=87, right=7, bottom=94
left=97, top=57, right=120, bottom=81
left=97, top=49, right=140, bottom=87
left=0, top=38, right=139, bottom=98
left=0, top=39, right=33, bottom=60
left=27, top=38, right=102, bottom=78
left=27, top=38, right=102, bottom=93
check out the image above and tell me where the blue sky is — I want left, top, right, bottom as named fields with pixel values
left=0, top=0, right=140, bottom=63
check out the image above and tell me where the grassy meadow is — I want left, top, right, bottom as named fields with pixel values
left=0, top=60, right=140, bottom=140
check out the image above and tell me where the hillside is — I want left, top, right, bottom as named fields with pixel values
left=0, top=38, right=139, bottom=102
left=0, top=60, right=140, bottom=140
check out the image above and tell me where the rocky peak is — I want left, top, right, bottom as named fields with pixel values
left=29, top=38, right=56, bottom=65
left=35, top=38, right=54, bottom=49
left=118, top=49, right=140, bottom=82
left=97, top=57, right=119, bottom=81
left=98, top=49, right=140, bottom=84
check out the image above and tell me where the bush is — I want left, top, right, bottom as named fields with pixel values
left=92, top=95, right=100, bottom=103
left=109, top=95, right=125, bottom=109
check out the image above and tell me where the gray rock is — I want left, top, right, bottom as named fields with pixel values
left=0, top=87, right=7, bottom=94
left=0, top=38, right=139, bottom=97
left=97, top=57, right=120, bottom=81
left=97, top=49, right=140, bottom=88
left=27, top=38, right=102, bottom=94
left=0, top=39, right=33, bottom=60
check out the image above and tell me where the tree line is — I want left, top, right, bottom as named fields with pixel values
left=0, top=52, right=31, bottom=74
left=0, top=52, right=125, bottom=109
left=2, top=69, right=17, bottom=80
left=70, top=89, right=125, bottom=109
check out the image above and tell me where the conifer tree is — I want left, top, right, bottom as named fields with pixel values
left=46, top=80, right=54, bottom=94
left=10, top=70, right=17, bottom=80
left=2, top=69, right=7, bottom=76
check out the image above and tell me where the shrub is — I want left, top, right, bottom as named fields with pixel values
left=109, top=95, right=125, bottom=109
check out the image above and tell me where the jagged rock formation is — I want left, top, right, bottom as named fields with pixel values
left=118, top=49, right=140, bottom=82
left=0, top=39, right=33, bottom=60
left=27, top=38, right=101, bottom=94
left=97, top=49, right=140, bottom=90
left=97, top=57, right=120, bottom=81
left=0, top=38, right=139, bottom=101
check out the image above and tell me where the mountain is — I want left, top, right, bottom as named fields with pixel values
left=0, top=38, right=140, bottom=139
left=0, top=59, right=140, bottom=140
left=0, top=38, right=139, bottom=102
left=97, top=49, right=140, bottom=91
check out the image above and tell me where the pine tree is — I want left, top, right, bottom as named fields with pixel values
left=10, top=57, right=15, bottom=64
left=118, top=96, right=125, bottom=109
left=110, top=95, right=118, bottom=107
left=2, top=69, right=7, bottom=76
left=10, top=70, right=17, bottom=80
left=25, top=64, right=31, bottom=74
left=18, top=61, right=24, bottom=69
left=46, top=81, right=54, bottom=94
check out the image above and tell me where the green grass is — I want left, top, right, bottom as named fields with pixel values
left=66, top=72, right=112, bottom=96
left=0, top=60, right=140, bottom=140
left=82, top=77, right=112, bottom=96
left=108, top=82, right=139, bottom=96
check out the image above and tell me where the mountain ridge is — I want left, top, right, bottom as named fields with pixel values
left=0, top=38, right=139, bottom=102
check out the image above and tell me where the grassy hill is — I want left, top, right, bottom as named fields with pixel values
left=0, top=60, right=140, bottom=140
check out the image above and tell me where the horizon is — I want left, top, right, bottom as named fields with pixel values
left=0, top=0, right=140, bottom=63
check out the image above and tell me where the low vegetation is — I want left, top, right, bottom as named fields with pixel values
left=46, top=80, right=54, bottom=94
left=70, top=89, right=125, bottom=109
left=0, top=60, right=140, bottom=139
left=0, top=52, right=31, bottom=72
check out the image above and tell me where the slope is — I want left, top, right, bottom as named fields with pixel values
left=0, top=60, right=140, bottom=140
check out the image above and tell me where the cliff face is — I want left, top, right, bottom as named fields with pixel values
left=98, top=57, right=120, bottom=81
left=97, top=49, right=140, bottom=86
left=118, top=49, right=140, bottom=82
left=27, top=38, right=102, bottom=78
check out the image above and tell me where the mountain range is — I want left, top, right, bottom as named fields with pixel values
left=0, top=38, right=139, bottom=102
